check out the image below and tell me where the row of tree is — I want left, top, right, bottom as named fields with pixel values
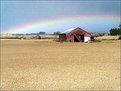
left=109, top=24, right=121, bottom=35
left=53, top=31, right=60, bottom=35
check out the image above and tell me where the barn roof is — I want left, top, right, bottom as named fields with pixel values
left=61, top=28, right=76, bottom=33
left=61, top=27, right=92, bottom=37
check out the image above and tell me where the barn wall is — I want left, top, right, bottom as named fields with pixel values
left=84, top=37, right=91, bottom=42
left=59, top=34, right=67, bottom=42
left=60, top=28, right=92, bottom=42
left=67, top=36, right=74, bottom=42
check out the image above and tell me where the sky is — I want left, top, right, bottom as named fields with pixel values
left=1, top=0, right=120, bottom=34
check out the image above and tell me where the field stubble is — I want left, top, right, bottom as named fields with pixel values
left=1, top=39, right=120, bottom=90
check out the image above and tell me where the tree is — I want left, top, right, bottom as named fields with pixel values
left=119, top=23, right=121, bottom=29
left=109, top=24, right=121, bottom=35
left=53, top=31, right=61, bottom=35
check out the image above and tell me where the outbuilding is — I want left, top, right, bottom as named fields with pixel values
left=59, top=27, right=93, bottom=42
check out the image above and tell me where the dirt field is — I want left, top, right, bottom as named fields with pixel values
left=1, top=39, right=120, bottom=90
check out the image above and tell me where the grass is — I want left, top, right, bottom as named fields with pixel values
left=0, top=36, right=21, bottom=39
left=95, top=35, right=119, bottom=40
left=0, top=35, right=59, bottom=40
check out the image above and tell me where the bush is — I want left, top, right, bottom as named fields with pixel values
left=118, top=36, right=121, bottom=40
left=92, top=39, right=101, bottom=42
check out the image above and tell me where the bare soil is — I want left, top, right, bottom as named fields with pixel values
left=1, top=39, right=120, bottom=90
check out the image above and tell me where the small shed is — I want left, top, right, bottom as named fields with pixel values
left=59, top=27, right=93, bottom=42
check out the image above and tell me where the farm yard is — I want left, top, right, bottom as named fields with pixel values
left=1, top=39, right=120, bottom=90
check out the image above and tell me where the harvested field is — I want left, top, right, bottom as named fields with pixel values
left=1, top=39, right=120, bottom=90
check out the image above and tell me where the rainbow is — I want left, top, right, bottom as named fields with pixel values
left=2, top=15, right=120, bottom=34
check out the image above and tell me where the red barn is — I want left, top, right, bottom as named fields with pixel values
left=59, top=27, right=93, bottom=42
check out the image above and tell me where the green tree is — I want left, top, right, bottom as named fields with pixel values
left=119, top=23, right=121, bottom=29
left=109, top=24, right=121, bottom=35
left=53, top=31, right=61, bottom=35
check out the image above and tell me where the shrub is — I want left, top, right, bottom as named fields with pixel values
left=118, top=36, right=121, bottom=40
left=92, top=39, right=101, bottom=42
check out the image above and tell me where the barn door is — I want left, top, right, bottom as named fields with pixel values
left=80, top=35, right=84, bottom=42
left=74, top=35, right=81, bottom=42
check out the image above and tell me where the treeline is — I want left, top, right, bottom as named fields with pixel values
left=109, top=24, right=121, bottom=35
left=53, top=31, right=60, bottom=35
